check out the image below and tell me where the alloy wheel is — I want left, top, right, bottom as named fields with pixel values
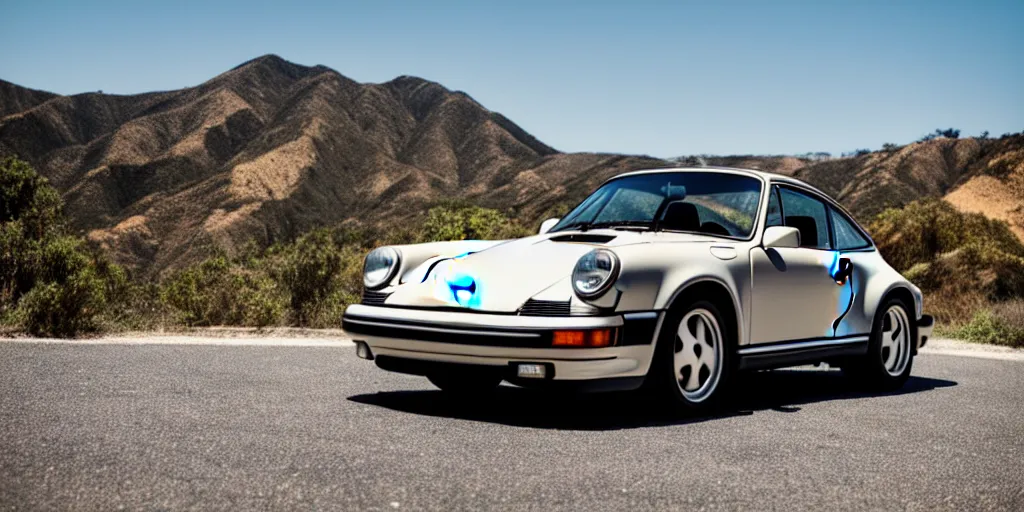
left=881, top=305, right=911, bottom=377
left=673, top=308, right=724, bottom=402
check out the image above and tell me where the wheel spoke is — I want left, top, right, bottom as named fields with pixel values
left=677, top=347, right=699, bottom=370
left=881, top=312, right=895, bottom=349
left=893, top=320, right=905, bottom=367
left=893, top=335, right=903, bottom=367
left=685, top=364, right=703, bottom=390
left=675, top=325, right=700, bottom=369
left=881, top=335, right=894, bottom=350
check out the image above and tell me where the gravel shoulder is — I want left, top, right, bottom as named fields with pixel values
left=920, top=337, right=1024, bottom=361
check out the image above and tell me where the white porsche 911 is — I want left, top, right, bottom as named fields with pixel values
left=342, top=167, right=934, bottom=410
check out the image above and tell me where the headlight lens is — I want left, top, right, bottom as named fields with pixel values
left=363, top=247, right=400, bottom=289
left=572, top=249, right=619, bottom=299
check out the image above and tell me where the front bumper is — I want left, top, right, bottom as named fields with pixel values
left=917, top=314, right=934, bottom=350
left=342, top=304, right=662, bottom=385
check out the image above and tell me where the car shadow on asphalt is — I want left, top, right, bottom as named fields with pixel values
left=347, top=370, right=957, bottom=431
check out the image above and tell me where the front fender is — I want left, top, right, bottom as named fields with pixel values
left=609, top=243, right=747, bottom=313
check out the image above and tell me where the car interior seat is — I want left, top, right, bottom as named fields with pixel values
left=785, top=215, right=818, bottom=247
left=660, top=202, right=701, bottom=232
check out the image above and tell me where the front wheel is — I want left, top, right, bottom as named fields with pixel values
left=427, top=368, right=502, bottom=396
left=843, top=299, right=915, bottom=389
left=646, top=299, right=734, bottom=412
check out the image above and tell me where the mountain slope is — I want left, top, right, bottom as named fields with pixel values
left=942, top=135, right=1024, bottom=240
left=0, top=79, right=58, bottom=118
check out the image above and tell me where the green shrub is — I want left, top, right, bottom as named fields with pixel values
left=0, top=156, right=63, bottom=234
left=17, top=267, right=106, bottom=337
left=952, top=302, right=1024, bottom=348
left=161, top=255, right=288, bottom=328
left=97, top=281, right=169, bottom=332
left=159, top=228, right=370, bottom=329
left=236, top=271, right=288, bottom=328
left=255, top=229, right=360, bottom=328
left=271, top=229, right=344, bottom=326
left=870, top=199, right=1024, bottom=272
left=1, top=157, right=129, bottom=337
left=421, top=202, right=529, bottom=242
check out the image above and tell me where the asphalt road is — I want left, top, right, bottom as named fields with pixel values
left=1, top=338, right=1022, bottom=511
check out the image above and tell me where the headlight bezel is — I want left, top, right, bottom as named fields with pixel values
left=572, top=249, right=620, bottom=300
left=363, top=247, right=401, bottom=290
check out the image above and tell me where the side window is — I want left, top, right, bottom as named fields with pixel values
left=765, top=186, right=783, bottom=227
left=779, top=187, right=831, bottom=250
left=830, top=207, right=871, bottom=250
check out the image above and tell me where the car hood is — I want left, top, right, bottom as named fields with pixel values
left=385, top=229, right=721, bottom=313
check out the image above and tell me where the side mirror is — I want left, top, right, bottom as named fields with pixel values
left=763, top=226, right=801, bottom=249
left=539, top=218, right=560, bottom=235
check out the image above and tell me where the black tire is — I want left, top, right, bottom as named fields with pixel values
left=644, top=298, right=735, bottom=412
left=842, top=298, right=915, bottom=390
left=427, top=368, right=503, bottom=396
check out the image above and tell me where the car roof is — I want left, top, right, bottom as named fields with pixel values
left=610, top=166, right=833, bottom=200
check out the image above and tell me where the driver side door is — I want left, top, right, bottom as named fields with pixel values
left=749, top=185, right=842, bottom=344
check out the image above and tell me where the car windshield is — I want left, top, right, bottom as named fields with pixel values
left=550, top=171, right=763, bottom=239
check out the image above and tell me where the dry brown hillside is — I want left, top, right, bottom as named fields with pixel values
left=0, top=55, right=665, bottom=273
left=942, top=135, right=1024, bottom=240
left=0, top=79, right=58, bottom=118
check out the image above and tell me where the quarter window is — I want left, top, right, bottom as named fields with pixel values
left=779, top=187, right=831, bottom=250
left=830, top=207, right=871, bottom=250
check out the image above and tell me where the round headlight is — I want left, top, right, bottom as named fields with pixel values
left=572, top=249, right=620, bottom=299
left=363, top=247, right=400, bottom=289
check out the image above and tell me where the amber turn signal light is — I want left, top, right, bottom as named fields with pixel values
left=552, top=328, right=616, bottom=348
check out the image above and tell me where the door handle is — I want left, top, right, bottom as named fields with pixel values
left=833, top=257, right=853, bottom=285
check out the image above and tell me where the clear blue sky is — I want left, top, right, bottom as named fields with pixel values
left=1, top=0, right=1021, bottom=157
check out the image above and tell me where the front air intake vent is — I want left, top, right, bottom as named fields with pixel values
left=361, top=290, right=391, bottom=306
left=519, top=299, right=571, bottom=317
left=549, top=233, right=616, bottom=244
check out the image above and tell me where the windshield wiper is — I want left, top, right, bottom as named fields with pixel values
left=587, top=220, right=653, bottom=231
left=552, top=220, right=593, bottom=232
left=555, top=220, right=654, bottom=233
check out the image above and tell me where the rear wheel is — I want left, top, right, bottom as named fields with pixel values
left=646, top=299, right=734, bottom=412
left=427, top=369, right=502, bottom=396
left=843, top=299, right=915, bottom=389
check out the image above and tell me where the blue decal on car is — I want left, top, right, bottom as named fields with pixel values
left=447, top=274, right=478, bottom=307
